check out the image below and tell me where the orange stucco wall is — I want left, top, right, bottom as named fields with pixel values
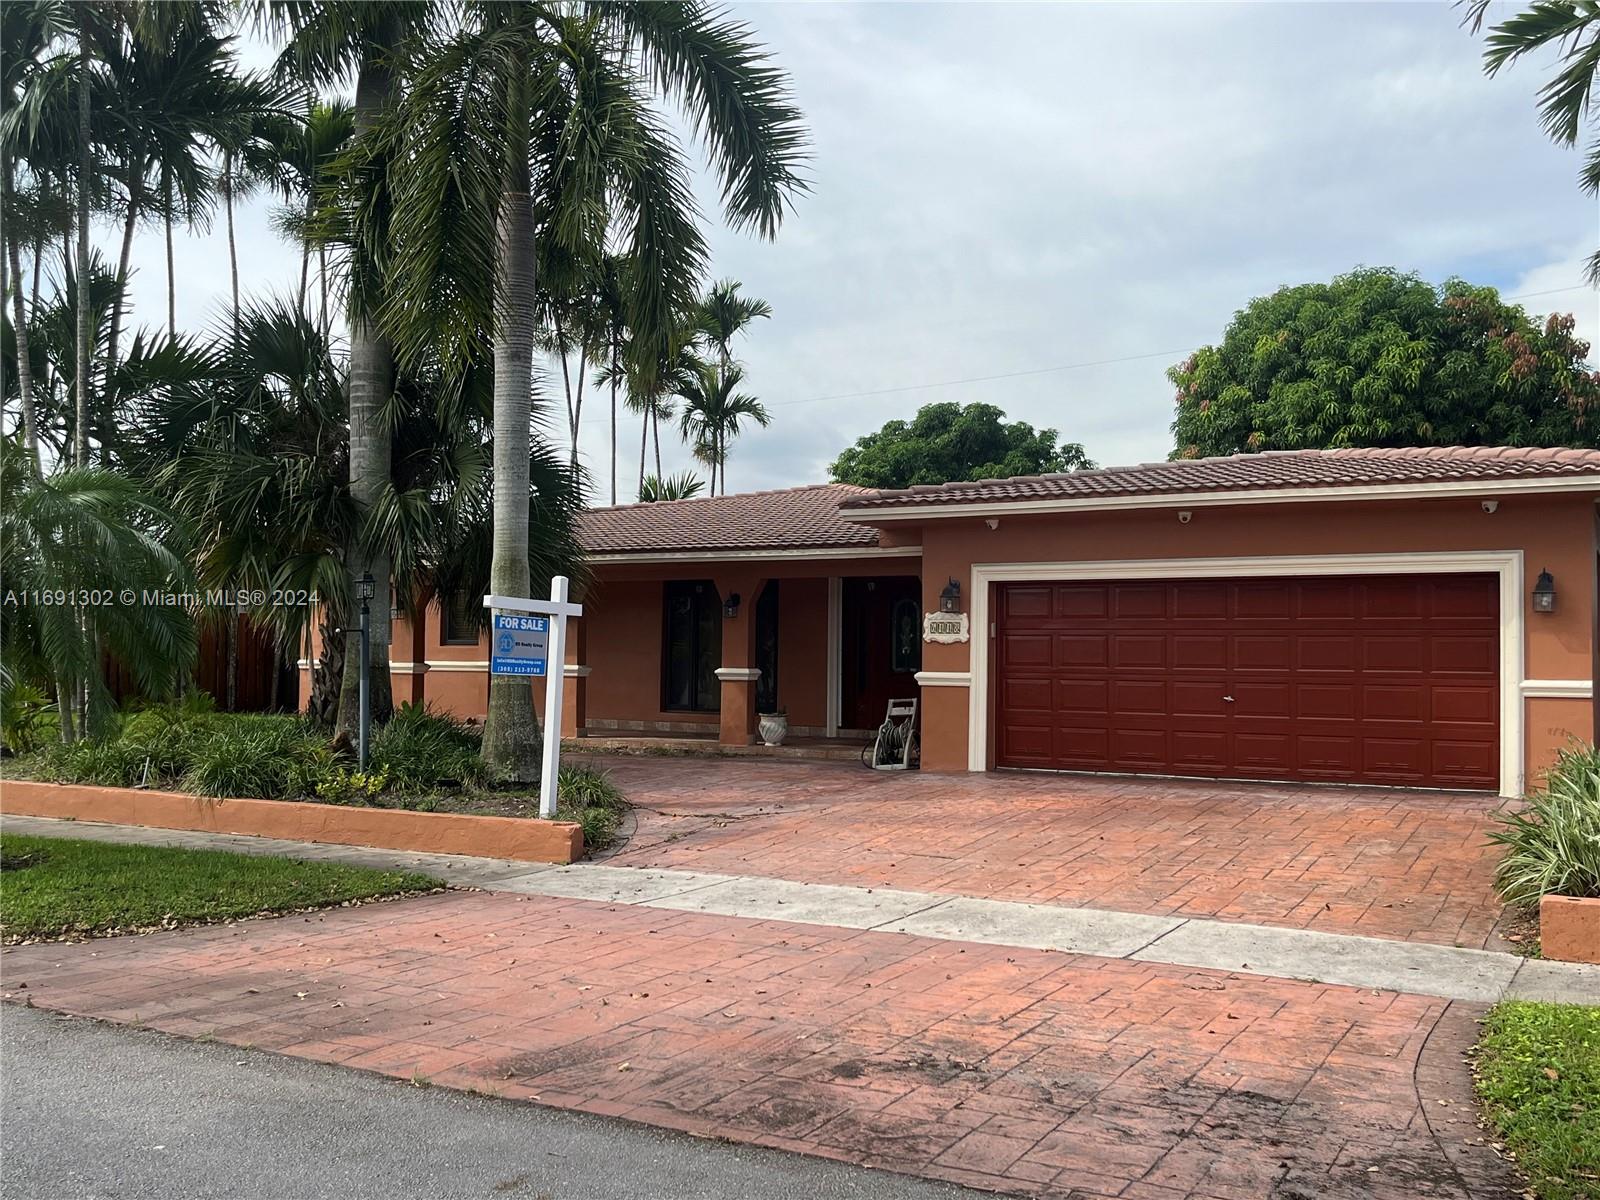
left=911, top=491, right=1596, bottom=789
left=298, top=490, right=1595, bottom=795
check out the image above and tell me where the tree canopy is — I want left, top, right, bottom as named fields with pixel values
left=829, top=402, right=1093, bottom=489
left=1168, top=268, right=1600, bottom=459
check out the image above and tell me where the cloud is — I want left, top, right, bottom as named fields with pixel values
left=111, top=4, right=1597, bottom=503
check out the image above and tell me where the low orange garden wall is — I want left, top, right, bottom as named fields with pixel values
left=1, top=780, right=582, bottom=865
left=1540, top=895, right=1600, bottom=965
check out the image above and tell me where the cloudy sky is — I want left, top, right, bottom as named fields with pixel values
left=119, top=2, right=1599, bottom=502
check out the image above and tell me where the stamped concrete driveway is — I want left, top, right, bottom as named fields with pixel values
left=1, top=892, right=1519, bottom=1200
left=583, top=755, right=1508, bottom=949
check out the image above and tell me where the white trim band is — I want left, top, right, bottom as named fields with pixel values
left=425, top=659, right=489, bottom=672
left=586, top=545, right=922, bottom=565
left=841, top=476, right=1600, bottom=522
left=915, top=671, right=972, bottom=688
left=714, top=667, right=762, bottom=682
left=966, top=551, right=1525, bottom=799
left=1521, top=679, right=1593, bottom=699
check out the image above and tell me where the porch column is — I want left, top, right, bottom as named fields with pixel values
left=714, top=575, right=767, bottom=746
left=561, top=615, right=588, bottom=738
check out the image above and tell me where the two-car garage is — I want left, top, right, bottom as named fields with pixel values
left=992, top=574, right=1501, bottom=790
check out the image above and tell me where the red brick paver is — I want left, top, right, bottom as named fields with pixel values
left=2, top=892, right=1516, bottom=1200
left=588, top=756, right=1506, bottom=948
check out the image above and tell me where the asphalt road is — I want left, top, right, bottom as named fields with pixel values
left=1, top=1006, right=982, bottom=1200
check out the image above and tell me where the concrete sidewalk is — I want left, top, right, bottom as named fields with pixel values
left=7, top=813, right=1596, bottom=1005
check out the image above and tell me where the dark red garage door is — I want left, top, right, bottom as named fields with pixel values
left=994, top=575, right=1499, bottom=789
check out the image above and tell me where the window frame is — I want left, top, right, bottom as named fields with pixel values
left=660, top=580, right=721, bottom=713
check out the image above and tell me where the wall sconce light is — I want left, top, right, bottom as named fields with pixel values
left=1532, top=569, right=1556, bottom=614
left=939, top=577, right=962, bottom=614
left=723, top=592, right=741, bottom=619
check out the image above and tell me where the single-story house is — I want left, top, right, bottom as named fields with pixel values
left=304, top=446, right=1600, bottom=798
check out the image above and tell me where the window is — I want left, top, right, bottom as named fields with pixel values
left=440, top=592, right=480, bottom=646
left=890, top=596, right=922, bottom=674
left=663, top=581, right=721, bottom=711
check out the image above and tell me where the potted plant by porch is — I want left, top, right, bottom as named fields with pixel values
left=1489, top=742, right=1600, bottom=964
left=757, top=708, right=789, bottom=747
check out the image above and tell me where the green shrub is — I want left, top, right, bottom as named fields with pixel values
left=35, top=738, right=148, bottom=787
left=315, top=767, right=390, bottom=806
left=1, top=682, right=58, bottom=755
left=1492, top=743, right=1600, bottom=906
left=557, top=764, right=626, bottom=851
left=371, top=703, right=483, bottom=790
left=180, top=717, right=332, bottom=800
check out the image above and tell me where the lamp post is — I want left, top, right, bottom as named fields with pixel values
left=355, top=572, right=374, bottom=769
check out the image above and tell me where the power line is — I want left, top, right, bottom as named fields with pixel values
left=771, top=283, right=1595, bottom=410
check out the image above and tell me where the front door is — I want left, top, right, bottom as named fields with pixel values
left=842, top=576, right=921, bottom=730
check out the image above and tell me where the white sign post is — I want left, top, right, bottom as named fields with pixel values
left=484, top=575, right=583, bottom=819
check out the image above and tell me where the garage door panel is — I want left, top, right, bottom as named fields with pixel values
left=1235, top=582, right=1292, bottom=619
left=1232, top=682, right=1292, bottom=716
left=999, top=676, right=1055, bottom=713
left=1363, top=685, right=1428, bottom=723
left=994, top=575, right=1497, bottom=789
left=1056, top=634, right=1107, bottom=668
left=1298, top=684, right=1357, bottom=720
left=1172, top=680, right=1228, bottom=717
left=1172, top=730, right=1228, bottom=770
left=1112, top=635, right=1166, bottom=669
left=1111, top=679, right=1167, bottom=715
left=1173, top=634, right=1228, bottom=671
left=1431, top=635, right=1497, bottom=676
left=1052, top=678, right=1108, bottom=714
left=1109, top=727, right=1167, bottom=766
left=1432, top=685, right=1496, bottom=724
left=1364, top=637, right=1426, bottom=673
left=1234, top=635, right=1293, bottom=672
left=1000, top=633, right=1054, bottom=669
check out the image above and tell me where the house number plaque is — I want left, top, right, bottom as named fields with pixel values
left=923, top=612, right=970, bottom=644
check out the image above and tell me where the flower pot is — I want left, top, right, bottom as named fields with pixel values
left=1539, top=895, right=1600, bottom=964
left=758, top=712, right=788, bottom=747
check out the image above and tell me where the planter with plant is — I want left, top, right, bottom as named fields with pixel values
left=1490, top=743, right=1600, bottom=964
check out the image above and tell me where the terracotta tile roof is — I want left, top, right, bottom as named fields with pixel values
left=581, top=483, right=881, bottom=555
left=839, top=446, right=1600, bottom=511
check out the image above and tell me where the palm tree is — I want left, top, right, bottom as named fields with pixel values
left=264, top=0, right=435, bottom=736
left=676, top=358, right=771, bottom=496
left=695, top=278, right=771, bottom=368
left=0, top=440, right=198, bottom=740
left=638, top=471, right=704, bottom=503
left=1464, top=1, right=1600, bottom=281
left=378, top=2, right=808, bottom=780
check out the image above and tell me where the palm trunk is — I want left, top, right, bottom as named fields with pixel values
left=163, top=166, right=175, bottom=338
left=297, top=190, right=313, bottom=317
left=73, top=15, right=91, bottom=468
left=104, top=172, right=144, bottom=408
left=335, top=30, right=398, bottom=737
left=318, top=246, right=328, bottom=337
left=569, top=336, right=589, bottom=468
left=225, top=615, right=238, bottom=711
left=224, top=155, right=240, bottom=341
left=482, top=59, right=540, bottom=781
left=56, top=675, right=76, bottom=744
left=638, top=403, right=648, bottom=496
left=4, top=160, right=40, bottom=474
left=609, top=341, right=619, bottom=505
left=652, top=406, right=663, bottom=483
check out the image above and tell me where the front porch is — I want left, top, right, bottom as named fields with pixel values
left=555, top=567, right=925, bottom=750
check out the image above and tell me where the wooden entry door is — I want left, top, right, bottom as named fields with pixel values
left=842, top=576, right=922, bottom=730
left=993, top=574, right=1499, bottom=789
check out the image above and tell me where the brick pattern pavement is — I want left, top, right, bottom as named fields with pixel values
left=1, top=892, right=1517, bottom=1200
left=587, top=756, right=1507, bottom=948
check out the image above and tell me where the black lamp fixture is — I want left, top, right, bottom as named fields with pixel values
left=355, top=572, right=375, bottom=605
left=723, top=592, right=741, bottom=619
left=1532, top=568, right=1556, bottom=615
left=939, top=577, right=962, bottom=614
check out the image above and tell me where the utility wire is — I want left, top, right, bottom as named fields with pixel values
left=770, top=283, right=1595, bottom=410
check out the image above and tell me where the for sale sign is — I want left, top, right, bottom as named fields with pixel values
left=490, top=613, right=549, bottom=676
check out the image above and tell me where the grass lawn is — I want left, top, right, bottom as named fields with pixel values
left=0, top=835, right=440, bottom=943
left=1476, top=1001, right=1600, bottom=1200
